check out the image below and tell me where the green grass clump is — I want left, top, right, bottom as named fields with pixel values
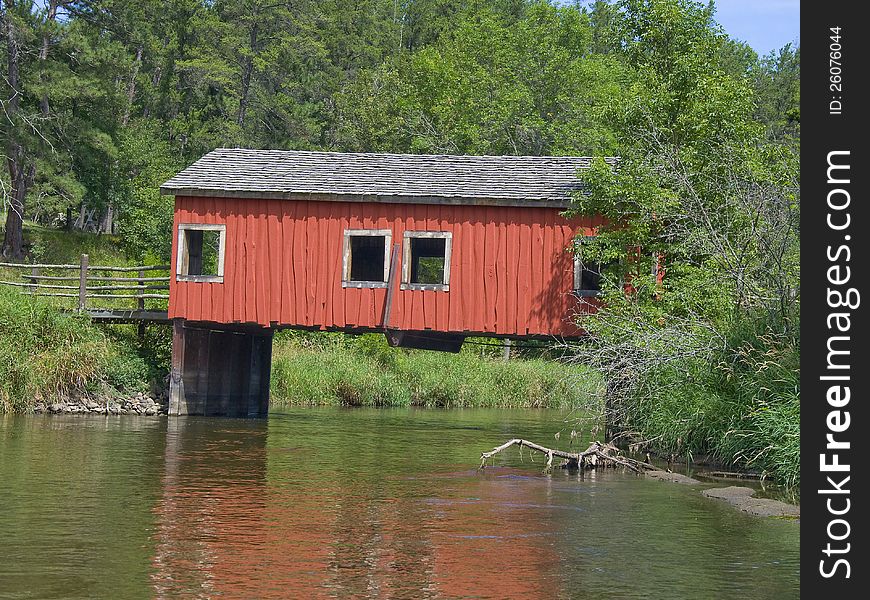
left=620, top=316, right=800, bottom=487
left=270, top=332, right=597, bottom=410
left=0, top=288, right=165, bottom=412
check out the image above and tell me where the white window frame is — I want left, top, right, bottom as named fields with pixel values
left=342, top=229, right=392, bottom=288
left=176, top=223, right=226, bottom=283
left=401, top=231, right=452, bottom=291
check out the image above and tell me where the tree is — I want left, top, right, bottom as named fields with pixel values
left=333, top=1, right=625, bottom=156
left=563, top=0, right=800, bottom=482
left=2, top=0, right=38, bottom=258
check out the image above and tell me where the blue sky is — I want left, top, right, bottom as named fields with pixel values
left=712, top=0, right=800, bottom=56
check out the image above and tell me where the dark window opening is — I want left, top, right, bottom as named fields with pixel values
left=182, top=229, right=221, bottom=277
left=577, top=260, right=602, bottom=294
left=349, top=235, right=387, bottom=282
left=409, top=237, right=447, bottom=285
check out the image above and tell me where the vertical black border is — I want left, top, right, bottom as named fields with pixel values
left=802, top=1, right=868, bottom=595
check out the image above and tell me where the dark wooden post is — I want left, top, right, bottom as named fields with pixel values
left=137, top=268, right=146, bottom=339
left=78, top=254, right=89, bottom=312
left=169, top=319, right=186, bottom=416
left=29, top=266, right=39, bottom=295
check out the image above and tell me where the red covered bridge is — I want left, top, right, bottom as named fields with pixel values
left=160, top=149, right=615, bottom=416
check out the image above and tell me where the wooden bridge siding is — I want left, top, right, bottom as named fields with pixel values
left=170, top=196, right=600, bottom=336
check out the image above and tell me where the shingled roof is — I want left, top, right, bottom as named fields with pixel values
left=160, top=148, right=618, bottom=207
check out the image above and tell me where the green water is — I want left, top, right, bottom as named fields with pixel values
left=0, top=408, right=798, bottom=599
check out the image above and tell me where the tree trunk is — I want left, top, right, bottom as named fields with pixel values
left=2, top=148, right=35, bottom=259
left=101, top=203, right=114, bottom=234
left=236, top=22, right=258, bottom=128
left=2, top=1, right=33, bottom=258
left=123, top=46, right=142, bottom=126
left=38, top=1, right=59, bottom=116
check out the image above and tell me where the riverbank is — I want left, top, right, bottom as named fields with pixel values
left=33, top=391, right=168, bottom=416
left=270, top=331, right=598, bottom=410
left=0, top=287, right=169, bottom=413
left=0, top=287, right=597, bottom=414
left=611, top=316, right=800, bottom=489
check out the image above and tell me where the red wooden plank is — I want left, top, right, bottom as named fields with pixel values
left=471, top=217, right=486, bottom=332
left=527, top=216, right=543, bottom=333
left=268, top=200, right=282, bottom=322
left=245, top=210, right=257, bottom=324
left=398, top=213, right=412, bottom=330
left=505, top=214, right=518, bottom=335
left=293, top=202, right=307, bottom=325
left=332, top=211, right=347, bottom=328
left=226, top=207, right=239, bottom=322
left=280, top=204, right=293, bottom=324
left=456, top=219, right=470, bottom=332
left=255, top=201, right=268, bottom=325
left=495, top=207, right=508, bottom=334
left=540, top=210, right=555, bottom=335
left=175, top=203, right=190, bottom=319
left=168, top=206, right=180, bottom=319
left=305, top=211, right=318, bottom=326
left=482, top=208, right=496, bottom=332
left=517, top=221, right=532, bottom=335
left=315, top=206, right=330, bottom=326
left=323, top=204, right=336, bottom=327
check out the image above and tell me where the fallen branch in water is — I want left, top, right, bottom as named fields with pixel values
left=479, top=439, right=656, bottom=474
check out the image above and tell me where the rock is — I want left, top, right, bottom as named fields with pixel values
left=702, top=486, right=800, bottom=518
left=49, top=403, right=66, bottom=414
left=645, top=470, right=701, bottom=485
left=145, top=406, right=158, bottom=416
left=33, top=403, right=46, bottom=413
left=85, top=400, right=100, bottom=410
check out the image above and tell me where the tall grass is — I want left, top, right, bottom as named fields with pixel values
left=270, top=332, right=598, bottom=410
left=620, top=316, right=800, bottom=487
left=0, top=288, right=161, bottom=412
left=21, top=222, right=131, bottom=266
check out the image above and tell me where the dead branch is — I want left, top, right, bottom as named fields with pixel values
left=479, top=439, right=656, bottom=474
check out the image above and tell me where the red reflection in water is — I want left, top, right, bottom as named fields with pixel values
left=150, top=420, right=559, bottom=598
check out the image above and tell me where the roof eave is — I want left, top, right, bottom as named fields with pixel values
left=159, top=187, right=576, bottom=209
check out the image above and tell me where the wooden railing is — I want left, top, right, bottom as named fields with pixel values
left=0, top=254, right=170, bottom=312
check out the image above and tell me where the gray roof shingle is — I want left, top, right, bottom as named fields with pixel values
left=161, top=149, right=618, bottom=207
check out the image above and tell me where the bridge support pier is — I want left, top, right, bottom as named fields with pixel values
left=169, top=319, right=273, bottom=417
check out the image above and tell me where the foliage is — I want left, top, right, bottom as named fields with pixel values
left=564, top=0, right=800, bottom=485
left=334, top=1, right=625, bottom=155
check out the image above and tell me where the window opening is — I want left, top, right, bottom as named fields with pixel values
left=177, top=224, right=225, bottom=282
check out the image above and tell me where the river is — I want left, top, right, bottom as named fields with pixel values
left=0, top=408, right=798, bottom=599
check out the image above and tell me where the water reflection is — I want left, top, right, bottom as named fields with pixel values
left=151, top=418, right=274, bottom=597
left=148, top=415, right=562, bottom=599
left=1, top=409, right=799, bottom=599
